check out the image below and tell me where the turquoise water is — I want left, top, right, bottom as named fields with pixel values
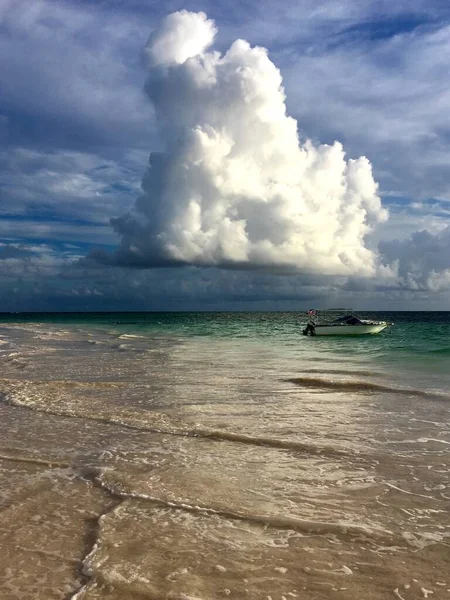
left=1, top=310, right=449, bottom=348
left=2, top=310, right=449, bottom=382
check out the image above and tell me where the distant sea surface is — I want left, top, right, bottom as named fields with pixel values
left=1, top=311, right=449, bottom=599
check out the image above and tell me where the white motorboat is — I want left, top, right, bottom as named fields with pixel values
left=302, top=311, right=391, bottom=336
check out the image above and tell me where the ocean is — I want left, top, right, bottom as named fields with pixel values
left=0, top=311, right=449, bottom=599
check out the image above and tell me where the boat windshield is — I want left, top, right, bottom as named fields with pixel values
left=328, top=315, right=363, bottom=325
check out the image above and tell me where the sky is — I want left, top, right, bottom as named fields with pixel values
left=1, top=0, right=450, bottom=311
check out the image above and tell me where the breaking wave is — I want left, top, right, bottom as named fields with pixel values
left=92, top=473, right=395, bottom=541
left=285, top=377, right=449, bottom=399
left=0, top=381, right=350, bottom=459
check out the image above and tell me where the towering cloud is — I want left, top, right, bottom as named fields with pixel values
left=110, top=10, right=388, bottom=276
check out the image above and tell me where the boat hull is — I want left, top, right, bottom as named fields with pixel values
left=313, top=323, right=387, bottom=336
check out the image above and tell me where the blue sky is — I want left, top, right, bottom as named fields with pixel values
left=1, top=0, right=450, bottom=311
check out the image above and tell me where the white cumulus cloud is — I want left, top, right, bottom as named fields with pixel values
left=111, top=10, right=388, bottom=277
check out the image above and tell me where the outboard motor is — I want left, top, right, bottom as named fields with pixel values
left=303, top=309, right=317, bottom=336
left=302, top=322, right=316, bottom=336
left=303, top=323, right=316, bottom=335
